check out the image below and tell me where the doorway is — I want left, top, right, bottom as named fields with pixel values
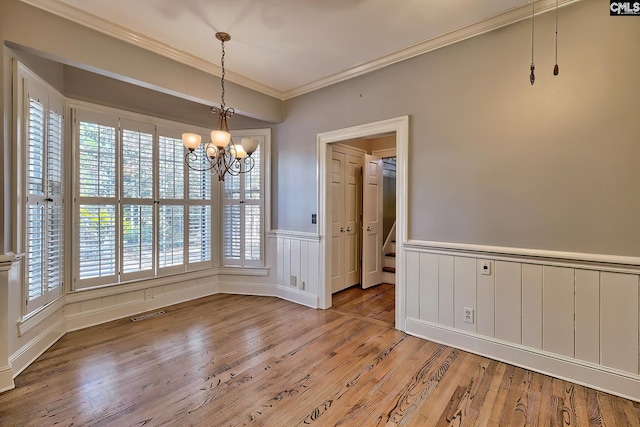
left=330, top=140, right=396, bottom=294
left=317, top=116, right=409, bottom=330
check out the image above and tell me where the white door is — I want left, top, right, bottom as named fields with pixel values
left=343, top=153, right=361, bottom=288
left=331, top=151, right=345, bottom=293
left=362, top=154, right=383, bottom=289
left=331, top=149, right=362, bottom=293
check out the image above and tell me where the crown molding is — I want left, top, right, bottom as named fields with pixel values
left=283, top=0, right=582, bottom=99
left=17, top=0, right=283, bottom=99
left=20, top=0, right=581, bottom=102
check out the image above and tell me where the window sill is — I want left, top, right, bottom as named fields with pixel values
left=18, top=296, right=65, bottom=337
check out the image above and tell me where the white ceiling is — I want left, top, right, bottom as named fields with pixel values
left=23, top=0, right=575, bottom=99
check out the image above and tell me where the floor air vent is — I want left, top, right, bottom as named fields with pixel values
left=131, top=310, right=165, bottom=322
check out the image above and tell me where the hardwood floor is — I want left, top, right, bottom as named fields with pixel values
left=1, top=290, right=639, bottom=426
left=331, top=283, right=395, bottom=327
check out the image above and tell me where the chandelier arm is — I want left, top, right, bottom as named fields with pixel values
left=185, top=151, right=215, bottom=172
left=211, top=106, right=235, bottom=119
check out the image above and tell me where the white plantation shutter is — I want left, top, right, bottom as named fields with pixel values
left=23, top=74, right=65, bottom=313
left=223, top=204, right=241, bottom=260
left=122, top=204, right=153, bottom=274
left=158, top=205, right=184, bottom=268
left=47, top=108, right=64, bottom=295
left=187, top=144, right=213, bottom=268
left=26, top=98, right=45, bottom=303
left=159, top=135, right=184, bottom=200
left=75, top=111, right=119, bottom=288
left=158, top=133, right=186, bottom=273
left=222, top=138, right=265, bottom=266
left=78, top=204, right=116, bottom=278
left=26, top=204, right=44, bottom=301
left=28, top=100, right=45, bottom=195
left=120, top=121, right=155, bottom=281
left=189, top=205, right=212, bottom=263
left=121, top=126, right=154, bottom=199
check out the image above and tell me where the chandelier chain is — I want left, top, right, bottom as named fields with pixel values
left=220, top=38, right=226, bottom=109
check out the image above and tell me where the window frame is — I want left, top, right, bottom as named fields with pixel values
left=221, top=129, right=271, bottom=268
left=15, top=62, right=66, bottom=315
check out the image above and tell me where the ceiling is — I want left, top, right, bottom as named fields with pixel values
left=22, top=0, right=575, bottom=100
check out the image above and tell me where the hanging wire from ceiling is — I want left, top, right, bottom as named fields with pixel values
left=553, top=0, right=559, bottom=76
left=529, top=0, right=535, bottom=85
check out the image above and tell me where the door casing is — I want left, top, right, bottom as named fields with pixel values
left=317, top=116, right=409, bottom=330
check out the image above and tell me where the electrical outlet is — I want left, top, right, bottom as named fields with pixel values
left=311, top=214, right=317, bottom=224
left=300, top=281, right=306, bottom=290
left=480, top=261, right=491, bottom=276
left=464, top=307, right=474, bottom=324
left=144, top=288, right=153, bottom=300
left=290, top=275, right=297, bottom=287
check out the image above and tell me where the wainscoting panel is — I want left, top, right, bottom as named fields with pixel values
left=476, top=259, right=495, bottom=338
left=438, top=255, right=454, bottom=327
left=494, top=261, right=522, bottom=344
left=405, top=251, right=420, bottom=319
left=272, top=231, right=321, bottom=307
left=403, top=241, right=640, bottom=401
left=600, top=272, right=639, bottom=374
left=575, top=269, right=600, bottom=364
left=543, top=266, right=575, bottom=358
left=419, top=253, right=439, bottom=324
left=521, top=263, right=543, bottom=350
left=453, top=256, right=476, bottom=333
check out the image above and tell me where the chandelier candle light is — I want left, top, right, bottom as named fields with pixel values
left=182, top=32, right=258, bottom=181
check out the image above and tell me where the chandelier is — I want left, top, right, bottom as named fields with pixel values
left=182, top=32, right=258, bottom=181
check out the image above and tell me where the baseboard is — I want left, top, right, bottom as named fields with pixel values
left=276, top=285, right=318, bottom=308
left=405, top=317, right=640, bottom=402
left=218, top=281, right=277, bottom=296
left=9, top=318, right=65, bottom=380
left=0, top=365, right=15, bottom=393
left=66, top=283, right=220, bottom=332
left=217, top=280, right=319, bottom=308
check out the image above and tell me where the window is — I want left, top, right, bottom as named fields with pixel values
left=158, top=133, right=185, bottom=272
left=76, top=112, right=119, bottom=288
left=20, top=66, right=65, bottom=314
left=73, top=109, right=215, bottom=289
left=222, top=132, right=269, bottom=267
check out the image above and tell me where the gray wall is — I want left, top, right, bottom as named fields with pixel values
left=274, top=0, right=640, bottom=257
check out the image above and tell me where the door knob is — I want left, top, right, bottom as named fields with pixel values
left=346, top=226, right=352, bottom=232
left=340, top=227, right=345, bottom=232
left=366, top=226, right=372, bottom=231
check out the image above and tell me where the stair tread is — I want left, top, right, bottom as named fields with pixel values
left=382, top=266, right=396, bottom=274
left=385, top=252, right=396, bottom=258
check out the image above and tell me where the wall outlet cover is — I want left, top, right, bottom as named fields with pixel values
left=464, top=307, right=474, bottom=324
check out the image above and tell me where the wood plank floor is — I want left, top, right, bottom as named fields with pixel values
left=1, top=289, right=639, bottom=426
